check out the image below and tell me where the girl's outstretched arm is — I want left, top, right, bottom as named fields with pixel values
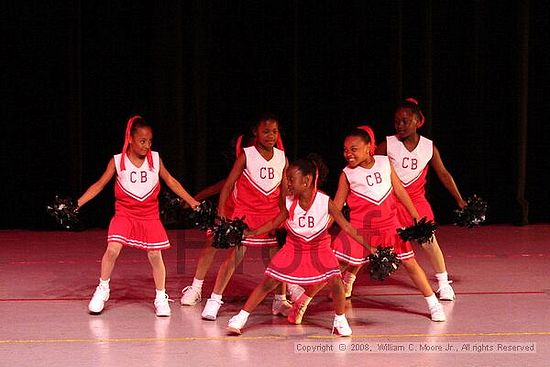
left=159, top=158, right=200, bottom=209
left=77, top=158, right=116, bottom=207
left=217, top=153, right=246, bottom=217
left=328, top=199, right=373, bottom=254
left=332, top=172, right=350, bottom=210
left=195, top=179, right=226, bottom=201
left=430, top=145, right=467, bottom=208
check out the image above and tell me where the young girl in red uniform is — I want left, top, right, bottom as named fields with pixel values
left=77, top=116, right=200, bottom=316
left=201, top=114, right=291, bottom=321
left=288, top=126, right=446, bottom=323
left=376, top=98, right=466, bottom=301
left=226, top=155, right=368, bottom=335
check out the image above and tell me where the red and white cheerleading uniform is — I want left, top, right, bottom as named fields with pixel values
left=386, top=135, right=434, bottom=226
left=107, top=151, right=170, bottom=251
left=231, top=146, right=285, bottom=247
left=264, top=192, right=341, bottom=285
left=332, top=155, right=414, bottom=263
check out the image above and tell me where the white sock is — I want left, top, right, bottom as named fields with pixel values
left=334, top=313, right=347, bottom=321
left=99, top=278, right=110, bottom=288
left=192, top=278, right=204, bottom=289
left=156, top=289, right=167, bottom=299
left=210, top=293, right=223, bottom=302
left=435, top=272, right=449, bottom=287
left=424, top=293, right=439, bottom=308
left=238, top=309, right=250, bottom=319
left=274, top=294, right=287, bottom=301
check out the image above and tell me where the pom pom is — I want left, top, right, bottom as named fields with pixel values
left=159, top=191, right=183, bottom=227
left=46, top=196, right=81, bottom=230
left=188, top=200, right=217, bottom=231
left=453, top=195, right=487, bottom=228
left=275, top=227, right=287, bottom=248
left=367, top=245, right=401, bottom=281
left=211, top=217, right=249, bottom=249
left=397, top=217, right=437, bottom=244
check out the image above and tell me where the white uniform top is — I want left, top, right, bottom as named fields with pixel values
left=386, top=135, right=433, bottom=187
left=113, top=151, right=160, bottom=202
left=343, top=155, right=393, bottom=205
left=285, top=192, right=331, bottom=242
left=241, top=146, right=285, bottom=196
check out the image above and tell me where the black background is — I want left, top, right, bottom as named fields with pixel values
left=3, top=1, right=549, bottom=229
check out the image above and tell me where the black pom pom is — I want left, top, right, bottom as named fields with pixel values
left=275, top=227, right=287, bottom=248
left=46, top=196, right=81, bottom=230
left=453, top=195, right=487, bottom=228
left=367, top=245, right=401, bottom=281
left=211, top=217, right=249, bottom=249
left=189, top=200, right=217, bottom=231
left=397, top=217, right=437, bottom=244
left=159, top=191, right=183, bottom=227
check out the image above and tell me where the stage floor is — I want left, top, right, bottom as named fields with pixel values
left=1, top=225, right=549, bottom=366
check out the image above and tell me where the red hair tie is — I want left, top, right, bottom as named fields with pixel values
left=357, top=125, right=376, bottom=155
left=405, top=97, right=425, bottom=128
left=119, top=115, right=154, bottom=171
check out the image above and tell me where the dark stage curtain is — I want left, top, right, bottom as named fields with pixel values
left=3, top=0, right=549, bottom=229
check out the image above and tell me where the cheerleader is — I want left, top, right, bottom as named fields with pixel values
left=77, top=116, right=200, bottom=316
left=201, top=113, right=291, bottom=321
left=226, top=155, right=367, bottom=335
left=376, top=98, right=466, bottom=301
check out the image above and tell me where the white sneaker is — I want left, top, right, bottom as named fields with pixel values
left=154, top=294, right=172, bottom=317
left=180, top=286, right=202, bottom=306
left=287, top=284, right=305, bottom=303
left=332, top=316, right=352, bottom=336
left=88, top=285, right=110, bottom=314
left=202, top=298, right=223, bottom=320
left=287, top=301, right=309, bottom=325
left=429, top=302, right=446, bottom=322
left=437, top=282, right=456, bottom=301
left=227, top=313, right=248, bottom=335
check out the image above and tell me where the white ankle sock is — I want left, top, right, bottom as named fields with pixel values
left=435, top=272, right=449, bottom=287
left=156, top=289, right=166, bottom=299
left=99, top=278, right=110, bottom=288
left=238, top=309, right=250, bottom=319
left=334, top=314, right=347, bottom=321
left=210, top=293, right=222, bottom=302
left=424, top=293, right=439, bottom=307
left=192, top=278, right=204, bottom=289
